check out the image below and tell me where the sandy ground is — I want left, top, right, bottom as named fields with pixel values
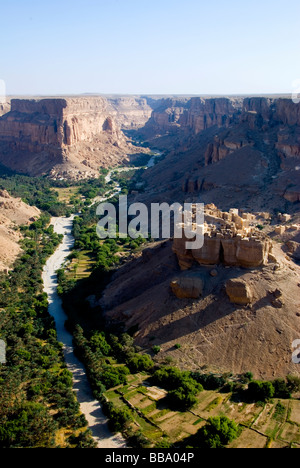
left=42, top=216, right=126, bottom=448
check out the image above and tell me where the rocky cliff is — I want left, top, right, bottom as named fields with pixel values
left=173, top=205, right=273, bottom=270
left=140, top=97, right=243, bottom=138
left=101, top=235, right=300, bottom=380
left=138, top=96, right=300, bottom=212
left=0, top=101, right=10, bottom=117
left=0, top=189, right=40, bottom=271
left=106, top=96, right=153, bottom=129
left=0, top=97, right=147, bottom=179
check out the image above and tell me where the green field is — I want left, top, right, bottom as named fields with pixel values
left=104, top=374, right=300, bottom=448
left=65, top=251, right=96, bottom=280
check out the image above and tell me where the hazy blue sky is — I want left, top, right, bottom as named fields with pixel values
left=1, top=0, right=300, bottom=95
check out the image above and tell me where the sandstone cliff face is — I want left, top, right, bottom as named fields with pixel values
left=172, top=206, right=272, bottom=270
left=106, top=96, right=153, bottom=129
left=141, top=97, right=243, bottom=137
left=204, top=131, right=253, bottom=166
left=139, top=96, right=300, bottom=211
left=0, top=97, right=147, bottom=179
left=2, top=97, right=125, bottom=148
left=0, top=101, right=10, bottom=117
left=186, top=97, right=242, bottom=134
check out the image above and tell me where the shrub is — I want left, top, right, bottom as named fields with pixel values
left=152, top=367, right=203, bottom=410
left=286, top=375, right=300, bottom=393
left=90, top=332, right=111, bottom=356
left=156, top=439, right=174, bottom=449
left=127, top=354, right=154, bottom=373
left=272, top=379, right=291, bottom=399
left=107, top=406, right=132, bottom=433
left=100, top=366, right=130, bottom=389
left=168, top=385, right=198, bottom=410
left=152, top=346, right=161, bottom=355
left=198, top=416, right=240, bottom=449
left=127, top=430, right=150, bottom=448
left=241, top=372, right=254, bottom=384
left=247, top=381, right=275, bottom=402
left=191, top=372, right=226, bottom=390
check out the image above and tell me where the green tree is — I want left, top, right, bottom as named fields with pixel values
left=198, top=416, right=240, bottom=449
left=247, top=381, right=275, bottom=402
left=127, top=354, right=154, bottom=373
left=90, top=332, right=111, bottom=356
left=0, top=402, right=57, bottom=448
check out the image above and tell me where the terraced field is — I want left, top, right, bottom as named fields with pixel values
left=66, top=251, right=96, bottom=280
left=104, top=374, right=300, bottom=448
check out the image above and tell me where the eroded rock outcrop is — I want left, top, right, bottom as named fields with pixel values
left=0, top=97, right=147, bottom=179
left=226, top=279, right=253, bottom=305
left=170, top=275, right=203, bottom=299
left=142, top=97, right=243, bottom=137
left=106, top=96, right=153, bottom=129
left=0, top=101, right=10, bottom=116
left=0, top=190, right=40, bottom=271
left=173, top=205, right=272, bottom=270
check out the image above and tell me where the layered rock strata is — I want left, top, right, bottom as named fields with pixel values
left=173, top=205, right=272, bottom=270
left=0, top=97, right=147, bottom=179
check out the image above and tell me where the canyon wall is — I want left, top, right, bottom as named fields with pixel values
left=0, top=101, right=10, bottom=116
left=141, top=97, right=243, bottom=137
left=139, top=96, right=300, bottom=209
left=1, top=97, right=124, bottom=148
left=106, top=96, right=153, bottom=129
left=0, top=97, right=147, bottom=179
left=143, top=96, right=300, bottom=137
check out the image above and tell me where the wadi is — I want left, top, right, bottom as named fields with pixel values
left=0, top=90, right=299, bottom=450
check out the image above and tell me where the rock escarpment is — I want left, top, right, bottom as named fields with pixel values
left=0, top=101, right=10, bottom=116
left=106, top=96, right=153, bottom=129
left=101, top=236, right=300, bottom=380
left=139, top=96, right=300, bottom=211
left=173, top=205, right=272, bottom=270
left=141, top=97, right=243, bottom=138
left=0, top=97, right=147, bottom=179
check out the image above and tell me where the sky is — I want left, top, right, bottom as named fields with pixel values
left=0, top=0, right=300, bottom=96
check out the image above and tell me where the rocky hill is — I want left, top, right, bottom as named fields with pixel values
left=0, top=97, right=149, bottom=179
left=0, top=189, right=40, bottom=271
left=101, top=207, right=300, bottom=380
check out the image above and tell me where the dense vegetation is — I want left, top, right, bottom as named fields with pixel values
left=2, top=163, right=298, bottom=448
left=151, top=367, right=203, bottom=410
left=0, top=170, right=109, bottom=217
left=0, top=175, right=71, bottom=216
left=0, top=215, right=94, bottom=448
left=198, top=416, right=240, bottom=449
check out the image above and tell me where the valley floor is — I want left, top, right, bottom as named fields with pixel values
left=105, top=372, right=300, bottom=448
